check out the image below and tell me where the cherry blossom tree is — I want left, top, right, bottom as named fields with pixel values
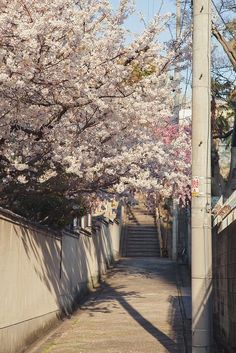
left=0, top=0, right=190, bottom=224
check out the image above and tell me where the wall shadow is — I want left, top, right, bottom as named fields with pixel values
left=0, top=209, right=119, bottom=353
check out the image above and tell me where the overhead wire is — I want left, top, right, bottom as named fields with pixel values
left=181, top=67, right=192, bottom=110
left=173, top=0, right=190, bottom=117
left=178, top=0, right=192, bottom=114
left=146, top=1, right=192, bottom=116
left=157, top=0, right=164, bottom=15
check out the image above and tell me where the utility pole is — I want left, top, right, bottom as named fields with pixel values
left=191, top=0, right=212, bottom=352
left=173, top=0, right=181, bottom=124
left=176, top=0, right=181, bottom=44
left=172, top=0, right=181, bottom=261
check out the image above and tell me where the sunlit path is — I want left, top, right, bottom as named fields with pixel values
left=27, top=257, right=187, bottom=353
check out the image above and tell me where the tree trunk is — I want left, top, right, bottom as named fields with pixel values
left=211, top=97, right=225, bottom=196
left=212, top=25, right=236, bottom=70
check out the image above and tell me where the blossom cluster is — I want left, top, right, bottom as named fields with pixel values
left=0, top=0, right=191, bottom=210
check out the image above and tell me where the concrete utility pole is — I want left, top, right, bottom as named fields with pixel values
left=173, top=0, right=181, bottom=124
left=172, top=0, right=181, bottom=261
left=176, top=0, right=181, bottom=43
left=191, top=1, right=212, bottom=352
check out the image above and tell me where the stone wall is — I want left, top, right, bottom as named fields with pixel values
left=0, top=208, right=121, bottom=353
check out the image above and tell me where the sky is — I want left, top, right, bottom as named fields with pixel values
left=110, top=0, right=176, bottom=42
left=109, top=0, right=191, bottom=104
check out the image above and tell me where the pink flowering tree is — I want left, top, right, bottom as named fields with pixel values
left=0, top=0, right=190, bottom=224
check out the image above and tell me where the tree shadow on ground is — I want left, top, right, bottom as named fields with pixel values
left=80, top=260, right=187, bottom=353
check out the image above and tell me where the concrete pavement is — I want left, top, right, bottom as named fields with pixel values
left=27, top=257, right=189, bottom=353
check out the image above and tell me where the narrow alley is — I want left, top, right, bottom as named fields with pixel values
left=26, top=204, right=190, bottom=353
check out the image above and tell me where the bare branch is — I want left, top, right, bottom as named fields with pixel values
left=213, top=129, right=234, bottom=139
left=212, top=23, right=236, bottom=69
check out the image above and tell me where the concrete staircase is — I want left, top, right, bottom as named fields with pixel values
left=124, top=204, right=160, bottom=257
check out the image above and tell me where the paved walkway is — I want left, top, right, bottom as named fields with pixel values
left=28, top=257, right=188, bottom=353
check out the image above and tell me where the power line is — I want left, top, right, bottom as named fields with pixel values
left=157, top=0, right=164, bottom=16
left=181, top=67, right=192, bottom=108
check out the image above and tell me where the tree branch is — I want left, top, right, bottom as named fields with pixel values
left=212, top=24, right=236, bottom=69
left=213, top=128, right=233, bottom=139
left=9, top=106, right=68, bottom=141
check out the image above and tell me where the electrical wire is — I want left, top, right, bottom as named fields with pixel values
left=157, top=0, right=164, bottom=16
left=181, top=67, right=192, bottom=109
left=175, top=0, right=192, bottom=115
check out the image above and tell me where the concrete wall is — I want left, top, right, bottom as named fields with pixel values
left=0, top=209, right=121, bottom=353
left=213, top=215, right=236, bottom=352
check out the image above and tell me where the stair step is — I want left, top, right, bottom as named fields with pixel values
left=128, top=223, right=155, bottom=226
left=128, top=222, right=155, bottom=224
left=127, top=243, right=159, bottom=247
left=127, top=249, right=159, bottom=252
left=124, top=205, right=160, bottom=259
left=128, top=230, right=156, bottom=232
left=128, top=223, right=157, bottom=230
left=128, top=233, right=157, bottom=236
left=127, top=246, right=160, bottom=252
left=127, top=238, right=158, bottom=244
left=128, top=217, right=154, bottom=219
left=127, top=252, right=159, bottom=254
left=127, top=239, right=158, bottom=246
left=128, top=226, right=156, bottom=228
left=127, top=242, right=159, bottom=246
left=127, top=247, right=159, bottom=250
left=128, top=241, right=158, bottom=243
left=127, top=253, right=160, bottom=257
left=127, top=249, right=160, bottom=253
left=130, top=208, right=154, bottom=216
left=128, top=234, right=157, bottom=238
left=128, top=232, right=157, bottom=235
left=128, top=218, right=155, bottom=220
left=127, top=243, right=159, bottom=249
